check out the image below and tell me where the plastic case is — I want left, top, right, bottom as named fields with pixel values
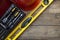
left=0, top=4, right=25, bottom=40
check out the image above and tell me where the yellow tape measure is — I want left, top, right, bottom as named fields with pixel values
left=5, top=0, right=53, bottom=40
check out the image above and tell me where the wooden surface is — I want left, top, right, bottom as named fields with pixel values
left=18, top=0, right=60, bottom=40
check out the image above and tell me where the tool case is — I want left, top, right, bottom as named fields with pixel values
left=0, top=0, right=53, bottom=40
left=0, top=4, right=26, bottom=40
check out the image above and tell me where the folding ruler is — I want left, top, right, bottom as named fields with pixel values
left=5, top=0, right=53, bottom=40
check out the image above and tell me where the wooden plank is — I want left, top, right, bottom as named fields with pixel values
left=18, top=0, right=60, bottom=40
left=18, top=26, right=60, bottom=40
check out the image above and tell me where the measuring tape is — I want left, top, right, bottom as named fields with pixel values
left=5, top=0, right=53, bottom=40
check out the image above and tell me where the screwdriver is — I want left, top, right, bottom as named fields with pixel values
left=0, top=24, right=7, bottom=40
left=6, top=11, right=19, bottom=29
left=0, top=29, right=8, bottom=40
left=2, top=7, right=16, bottom=24
left=1, top=4, right=15, bottom=19
left=7, top=11, right=26, bottom=29
left=0, top=24, right=5, bottom=34
left=0, top=23, right=6, bottom=29
left=7, top=10, right=20, bottom=25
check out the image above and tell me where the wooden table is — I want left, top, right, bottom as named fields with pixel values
left=18, top=0, right=60, bottom=40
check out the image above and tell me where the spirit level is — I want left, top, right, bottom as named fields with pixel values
left=5, top=0, right=53, bottom=40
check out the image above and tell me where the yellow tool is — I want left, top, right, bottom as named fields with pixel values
left=5, top=0, right=53, bottom=40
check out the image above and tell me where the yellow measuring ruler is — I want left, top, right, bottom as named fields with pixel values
left=5, top=0, right=53, bottom=40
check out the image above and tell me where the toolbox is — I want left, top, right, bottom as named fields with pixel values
left=0, top=4, right=26, bottom=40
left=0, top=0, right=53, bottom=40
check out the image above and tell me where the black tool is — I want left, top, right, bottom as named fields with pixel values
left=7, top=10, right=20, bottom=25
left=43, top=0, right=49, bottom=5
left=7, top=11, right=26, bottom=30
left=0, top=4, right=26, bottom=40
left=0, top=23, right=7, bottom=40
left=21, top=17, right=32, bottom=28
left=2, top=7, right=17, bottom=24
left=0, top=23, right=6, bottom=29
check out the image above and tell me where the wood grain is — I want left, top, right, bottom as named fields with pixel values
left=17, top=0, right=60, bottom=40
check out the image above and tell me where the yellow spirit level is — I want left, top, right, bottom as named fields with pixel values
left=5, top=0, right=53, bottom=40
